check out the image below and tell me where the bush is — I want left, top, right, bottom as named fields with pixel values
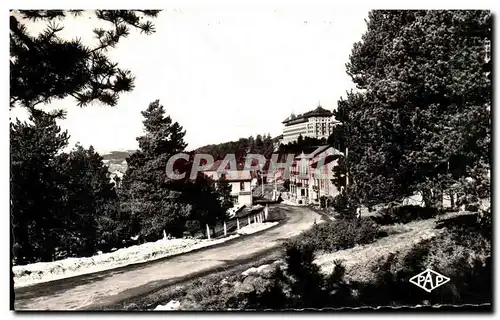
left=372, top=205, right=439, bottom=225
left=352, top=222, right=491, bottom=307
left=319, top=195, right=334, bottom=209
left=465, top=203, right=480, bottom=212
left=289, top=217, right=379, bottom=253
left=240, top=243, right=352, bottom=309
left=332, top=193, right=356, bottom=218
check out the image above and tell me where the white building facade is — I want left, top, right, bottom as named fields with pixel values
left=288, top=145, right=343, bottom=205
left=282, top=106, right=340, bottom=144
left=204, top=164, right=253, bottom=206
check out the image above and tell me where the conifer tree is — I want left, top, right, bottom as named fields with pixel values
left=338, top=10, right=491, bottom=207
left=217, top=174, right=234, bottom=212
left=10, top=10, right=160, bottom=109
left=120, top=100, right=190, bottom=240
left=10, top=109, right=69, bottom=263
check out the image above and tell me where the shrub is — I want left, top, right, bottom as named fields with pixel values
left=372, top=205, right=439, bottom=225
left=465, top=203, right=480, bottom=212
left=352, top=222, right=492, bottom=307
left=319, top=195, right=334, bottom=209
left=244, top=268, right=288, bottom=310
left=332, top=193, right=356, bottom=218
left=241, top=243, right=353, bottom=309
left=284, top=242, right=351, bottom=308
left=289, top=217, right=379, bottom=253
left=182, top=274, right=241, bottom=310
left=184, top=220, right=202, bottom=236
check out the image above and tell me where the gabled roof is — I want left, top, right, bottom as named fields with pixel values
left=203, top=160, right=252, bottom=181
left=295, top=145, right=344, bottom=161
left=310, top=154, right=342, bottom=168
left=309, top=145, right=331, bottom=158
left=295, top=145, right=330, bottom=160
left=293, top=146, right=321, bottom=160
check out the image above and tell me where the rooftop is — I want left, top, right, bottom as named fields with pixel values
left=295, top=145, right=331, bottom=160
left=282, top=105, right=334, bottom=125
left=204, top=160, right=252, bottom=181
left=310, top=154, right=343, bottom=168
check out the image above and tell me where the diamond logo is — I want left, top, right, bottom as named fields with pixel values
left=409, top=268, right=450, bottom=293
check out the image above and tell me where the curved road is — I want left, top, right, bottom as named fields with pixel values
left=15, top=204, right=321, bottom=310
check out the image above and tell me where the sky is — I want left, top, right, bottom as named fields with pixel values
left=10, top=5, right=369, bottom=154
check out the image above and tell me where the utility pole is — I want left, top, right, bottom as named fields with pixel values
left=273, top=169, right=277, bottom=200
left=261, top=171, right=264, bottom=197
left=274, top=169, right=277, bottom=191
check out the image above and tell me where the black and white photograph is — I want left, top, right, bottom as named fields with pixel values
left=8, top=3, right=492, bottom=312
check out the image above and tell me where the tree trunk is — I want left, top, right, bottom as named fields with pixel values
left=434, top=188, right=443, bottom=211
left=422, top=188, right=433, bottom=207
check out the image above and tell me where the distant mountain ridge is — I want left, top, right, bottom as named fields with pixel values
left=101, top=150, right=136, bottom=175
left=101, top=150, right=137, bottom=161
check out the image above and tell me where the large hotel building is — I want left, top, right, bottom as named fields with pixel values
left=281, top=105, right=340, bottom=144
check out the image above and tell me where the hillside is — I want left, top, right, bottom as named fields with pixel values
left=193, top=135, right=282, bottom=160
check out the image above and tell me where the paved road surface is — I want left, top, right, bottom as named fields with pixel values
left=14, top=204, right=321, bottom=310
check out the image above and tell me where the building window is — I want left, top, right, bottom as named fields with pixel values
left=240, top=181, right=245, bottom=191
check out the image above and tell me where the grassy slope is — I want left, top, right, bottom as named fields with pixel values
left=314, top=211, right=474, bottom=282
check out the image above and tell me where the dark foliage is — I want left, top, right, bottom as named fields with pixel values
left=195, top=134, right=275, bottom=162
left=278, top=136, right=326, bottom=156
left=319, top=195, right=334, bottom=209
left=119, top=100, right=190, bottom=240
left=11, top=110, right=69, bottom=263
left=331, top=193, right=357, bottom=218
left=334, top=10, right=491, bottom=207
left=10, top=10, right=160, bottom=108
left=119, top=100, right=229, bottom=241
left=11, top=110, right=121, bottom=263
left=371, top=205, right=440, bottom=225
left=56, top=144, right=122, bottom=257
left=283, top=243, right=351, bottom=308
left=289, top=217, right=379, bottom=253
left=352, top=222, right=491, bottom=307
left=231, top=245, right=352, bottom=310
left=217, top=175, right=234, bottom=213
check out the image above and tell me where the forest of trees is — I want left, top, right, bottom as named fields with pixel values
left=195, top=134, right=277, bottom=162
left=328, top=10, right=491, bottom=211
left=196, top=134, right=328, bottom=166
left=278, top=135, right=327, bottom=155
left=10, top=11, right=233, bottom=265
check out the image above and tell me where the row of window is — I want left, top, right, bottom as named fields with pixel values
left=284, top=128, right=308, bottom=135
